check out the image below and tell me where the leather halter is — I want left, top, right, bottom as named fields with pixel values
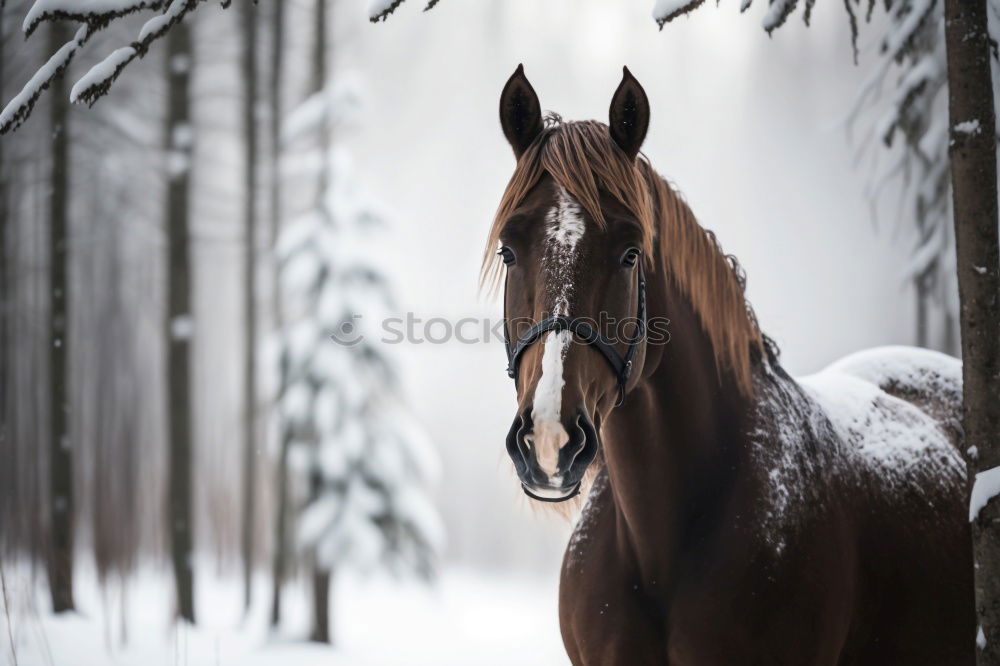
left=502, top=259, right=647, bottom=408
left=521, top=482, right=582, bottom=503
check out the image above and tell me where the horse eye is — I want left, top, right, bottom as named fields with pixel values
left=498, top=246, right=517, bottom=266
left=620, top=247, right=640, bottom=267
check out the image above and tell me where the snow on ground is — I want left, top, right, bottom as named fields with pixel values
left=2, top=559, right=569, bottom=666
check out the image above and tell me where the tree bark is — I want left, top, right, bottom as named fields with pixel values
left=269, top=0, right=289, bottom=628
left=269, top=430, right=291, bottom=627
left=0, top=0, right=9, bottom=546
left=311, top=0, right=327, bottom=96
left=239, top=0, right=259, bottom=614
left=309, top=567, right=332, bottom=644
left=165, top=20, right=195, bottom=624
left=943, top=0, right=1000, bottom=662
left=309, top=0, right=330, bottom=643
left=303, top=0, right=332, bottom=641
left=47, top=20, right=75, bottom=614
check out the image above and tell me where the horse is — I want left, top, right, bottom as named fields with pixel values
left=487, top=65, right=975, bottom=665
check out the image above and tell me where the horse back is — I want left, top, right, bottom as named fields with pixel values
left=797, top=345, right=974, bottom=664
left=818, top=345, right=963, bottom=448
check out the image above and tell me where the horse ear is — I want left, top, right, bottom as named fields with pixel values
left=608, top=66, right=650, bottom=161
left=499, top=64, right=543, bottom=159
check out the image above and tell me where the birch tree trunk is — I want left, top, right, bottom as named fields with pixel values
left=165, top=19, right=195, bottom=624
left=239, top=0, right=259, bottom=613
left=47, top=20, right=74, bottom=614
left=943, top=0, right=1000, bottom=662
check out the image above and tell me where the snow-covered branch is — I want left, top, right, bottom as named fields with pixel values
left=69, top=0, right=198, bottom=107
left=1, top=0, right=223, bottom=134
left=369, top=0, right=438, bottom=23
left=0, top=25, right=88, bottom=133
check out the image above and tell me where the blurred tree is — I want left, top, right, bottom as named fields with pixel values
left=276, top=1, right=444, bottom=643
left=276, top=125, right=446, bottom=645
left=0, top=1, right=9, bottom=510
left=47, top=19, right=75, bottom=615
left=239, top=0, right=260, bottom=614
left=0, top=0, right=154, bottom=579
left=164, top=18, right=195, bottom=624
left=268, top=0, right=289, bottom=629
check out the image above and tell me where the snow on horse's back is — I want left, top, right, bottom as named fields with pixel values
left=799, top=345, right=966, bottom=487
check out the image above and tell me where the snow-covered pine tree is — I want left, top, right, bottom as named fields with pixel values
left=276, top=78, right=444, bottom=644
left=837, top=0, right=1000, bottom=353
left=650, top=2, right=1000, bottom=353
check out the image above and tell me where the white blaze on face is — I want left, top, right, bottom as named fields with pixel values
left=530, top=186, right=585, bottom=478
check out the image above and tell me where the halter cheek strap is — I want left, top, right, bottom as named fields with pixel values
left=502, top=260, right=647, bottom=408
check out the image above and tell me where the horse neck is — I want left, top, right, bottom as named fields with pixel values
left=600, top=273, right=754, bottom=583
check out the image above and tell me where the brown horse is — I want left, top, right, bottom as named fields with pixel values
left=488, top=65, right=974, bottom=665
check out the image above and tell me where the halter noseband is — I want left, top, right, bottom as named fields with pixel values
left=502, top=260, right=647, bottom=408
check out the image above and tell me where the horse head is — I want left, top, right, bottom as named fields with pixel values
left=492, top=66, right=653, bottom=502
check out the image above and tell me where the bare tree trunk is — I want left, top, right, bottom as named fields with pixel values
left=915, top=274, right=930, bottom=348
left=268, top=0, right=288, bottom=628
left=0, top=0, right=9, bottom=543
left=309, top=567, right=332, bottom=644
left=269, top=431, right=290, bottom=626
left=944, top=308, right=959, bottom=357
left=47, top=20, right=74, bottom=614
left=914, top=201, right=934, bottom=349
left=943, top=0, right=1000, bottom=662
left=239, top=0, right=259, bottom=614
left=304, top=0, right=331, bottom=641
left=165, top=20, right=195, bottom=624
left=312, top=0, right=327, bottom=96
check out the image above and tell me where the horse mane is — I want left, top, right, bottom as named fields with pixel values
left=483, top=115, right=766, bottom=396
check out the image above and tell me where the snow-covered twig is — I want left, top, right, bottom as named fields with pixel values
left=23, top=0, right=157, bottom=37
left=1, top=0, right=215, bottom=134
left=0, top=25, right=88, bottom=133
left=369, top=0, right=438, bottom=23
left=70, top=0, right=198, bottom=107
left=651, top=0, right=707, bottom=27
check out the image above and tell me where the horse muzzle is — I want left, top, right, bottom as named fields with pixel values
left=505, top=408, right=600, bottom=503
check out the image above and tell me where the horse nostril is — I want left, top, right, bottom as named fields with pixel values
left=557, top=413, right=589, bottom=472
left=569, top=410, right=600, bottom=472
left=505, top=411, right=535, bottom=478
left=569, top=415, right=586, bottom=453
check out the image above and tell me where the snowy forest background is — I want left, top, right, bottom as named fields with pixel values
left=0, top=0, right=982, bottom=664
